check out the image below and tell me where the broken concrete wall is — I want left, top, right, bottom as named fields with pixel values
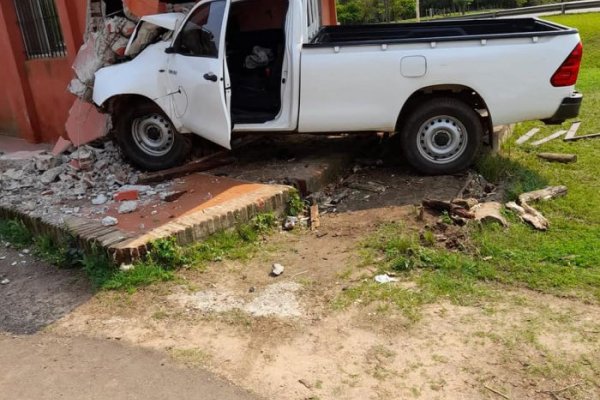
left=63, top=0, right=199, bottom=150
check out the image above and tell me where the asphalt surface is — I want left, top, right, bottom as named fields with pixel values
left=0, top=247, right=260, bottom=400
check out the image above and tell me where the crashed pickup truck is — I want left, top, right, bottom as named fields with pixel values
left=93, top=0, right=583, bottom=174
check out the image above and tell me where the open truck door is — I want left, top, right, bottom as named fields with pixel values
left=166, top=0, right=232, bottom=149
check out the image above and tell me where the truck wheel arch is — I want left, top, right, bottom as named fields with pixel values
left=396, top=85, right=493, bottom=142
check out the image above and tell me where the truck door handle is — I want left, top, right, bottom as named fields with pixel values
left=204, top=73, right=218, bottom=82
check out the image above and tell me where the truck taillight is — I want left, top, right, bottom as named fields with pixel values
left=551, top=42, right=583, bottom=87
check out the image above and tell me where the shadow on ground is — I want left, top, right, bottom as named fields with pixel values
left=0, top=247, right=92, bottom=334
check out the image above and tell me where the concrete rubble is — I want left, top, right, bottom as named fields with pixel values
left=0, top=140, right=174, bottom=227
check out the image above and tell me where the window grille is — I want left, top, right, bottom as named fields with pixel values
left=13, top=0, right=67, bottom=59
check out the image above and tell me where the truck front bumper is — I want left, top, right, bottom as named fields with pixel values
left=543, top=92, right=583, bottom=125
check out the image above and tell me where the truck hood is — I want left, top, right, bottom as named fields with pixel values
left=138, top=13, right=185, bottom=31
left=125, top=12, right=184, bottom=57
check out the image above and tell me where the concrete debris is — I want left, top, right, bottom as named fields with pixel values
left=1, top=278, right=9, bottom=285
left=160, top=190, right=187, bottom=202
left=92, top=194, right=108, bottom=205
left=34, top=154, right=61, bottom=171
left=271, top=263, right=285, bottom=276
left=118, top=200, right=138, bottom=214
left=457, top=173, right=497, bottom=201
left=102, top=216, right=119, bottom=227
left=283, top=216, right=298, bottom=231
left=40, top=166, right=64, bottom=184
left=0, top=139, right=168, bottom=227
left=374, top=274, right=399, bottom=284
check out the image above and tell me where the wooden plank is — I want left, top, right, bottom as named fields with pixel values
left=537, top=153, right=577, bottom=163
left=138, top=152, right=235, bottom=184
left=564, top=121, right=581, bottom=140
left=515, top=128, right=540, bottom=145
left=564, top=132, right=600, bottom=142
left=531, top=130, right=567, bottom=146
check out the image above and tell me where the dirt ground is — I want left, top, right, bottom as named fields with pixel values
left=47, top=188, right=599, bottom=400
left=1, top=141, right=599, bottom=399
left=0, top=333, right=259, bottom=400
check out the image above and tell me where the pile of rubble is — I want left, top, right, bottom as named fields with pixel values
left=0, top=140, right=173, bottom=227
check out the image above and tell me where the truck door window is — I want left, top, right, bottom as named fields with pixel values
left=175, top=0, right=226, bottom=58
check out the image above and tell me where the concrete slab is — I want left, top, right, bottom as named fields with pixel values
left=0, top=173, right=291, bottom=264
left=214, top=134, right=377, bottom=195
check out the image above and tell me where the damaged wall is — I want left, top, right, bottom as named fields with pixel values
left=0, top=0, right=337, bottom=145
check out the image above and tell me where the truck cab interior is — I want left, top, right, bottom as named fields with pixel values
left=225, top=0, right=289, bottom=124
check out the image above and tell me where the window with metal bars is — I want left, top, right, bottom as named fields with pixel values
left=13, top=0, right=67, bottom=59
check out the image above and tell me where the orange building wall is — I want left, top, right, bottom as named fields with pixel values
left=24, top=58, right=77, bottom=143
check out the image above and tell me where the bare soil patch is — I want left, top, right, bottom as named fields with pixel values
left=0, top=247, right=91, bottom=334
left=50, top=191, right=600, bottom=399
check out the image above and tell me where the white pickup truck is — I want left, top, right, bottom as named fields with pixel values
left=93, top=0, right=583, bottom=174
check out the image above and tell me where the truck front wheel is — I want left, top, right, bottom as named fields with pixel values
left=115, top=102, right=191, bottom=171
left=400, top=97, right=482, bottom=175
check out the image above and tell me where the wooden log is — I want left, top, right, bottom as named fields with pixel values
left=515, top=128, right=540, bottom=145
left=518, top=186, right=568, bottom=204
left=506, top=201, right=548, bottom=231
left=422, top=199, right=475, bottom=219
left=537, top=153, right=577, bottom=163
left=310, top=204, right=320, bottom=231
left=564, top=132, right=600, bottom=142
left=138, top=151, right=234, bottom=184
left=564, top=121, right=581, bottom=140
left=422, top=199, right=452, bottom=212
left=531, top=130, right=567, bottom=146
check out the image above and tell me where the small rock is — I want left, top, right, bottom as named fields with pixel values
left=3, top=169, right=26, bottom=181
left=40, top=166, right=63, bottom=184
left=271, top=263, right=285, bottom=276
left=374, top=274, right=399, bottom=284
left=92, top=194, right=108, bottom=205
left=283, top=216, right=298, bottom=231
left=1, top=278, right=9, bottom=285
left=118, top=200, right=138, bottom=214
left=34, top=154, right=61, bottom=171
left=120, top=264, right=135, bottom=272
left=249, top=286, right=256, bottom=293
left=102, top=216, right=119, bottom=227
left=160, top=190, right=187, bottom=202
left=298, top=379, right=312, bottom=389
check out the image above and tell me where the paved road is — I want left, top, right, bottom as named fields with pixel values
left=0, top=246, right=260, bottom=400
left=0, top=334, right=260, bottom=400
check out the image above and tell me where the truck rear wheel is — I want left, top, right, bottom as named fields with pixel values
left=400, top=97, right=482, bottom=175
left=115, top=102, right=192, bottom=171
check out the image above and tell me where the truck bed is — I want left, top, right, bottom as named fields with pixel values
left=307, top=18, right=576, bottom=47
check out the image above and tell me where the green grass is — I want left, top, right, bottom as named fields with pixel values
left=334, top=223, right=493, bottom=321
left=0, top=213, right=278, bottom=292
left=338, top=13, right=600, bottom=313
left=0, top=219, right=32, bottom=248
left=472, top=12, right=600, bottom=299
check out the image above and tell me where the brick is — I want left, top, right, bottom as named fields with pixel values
left=114, top=190, right=139, bottom=202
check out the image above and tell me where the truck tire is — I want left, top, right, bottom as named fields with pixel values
left=115, top=102, right=191, bottom=171
left=400, top=97, right=482, bottom=175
